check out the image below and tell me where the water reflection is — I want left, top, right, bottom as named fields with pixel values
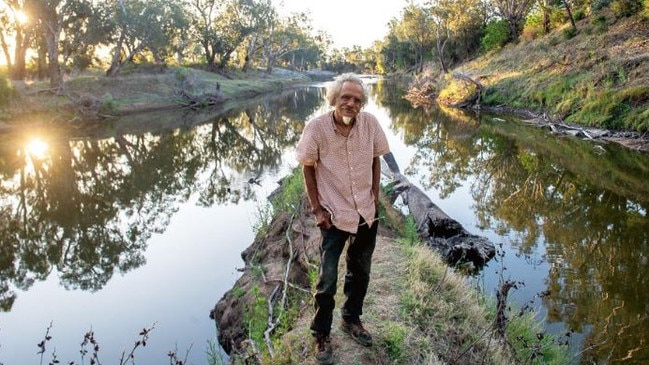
left=1, top=80, right=648, bottom=364
left=0, top=87, right=323, bottom=315
left=376, top=80, right=649, bottom=364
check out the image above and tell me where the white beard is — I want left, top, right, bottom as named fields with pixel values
left=342, top=116, right=352, bottom=125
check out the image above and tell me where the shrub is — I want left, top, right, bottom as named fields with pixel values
left=611, top=0, right=643, bottom=17
left=591, top=0, right=611, bottom=11
left=563, top=26, right=578, bottom=39
left=573, top=8, right=587, bottom=20
left=481, top=19, right=510, bottom=52
left=592, top=14, right=609, bottom=32
left=0, top=71, right=14, bottom=108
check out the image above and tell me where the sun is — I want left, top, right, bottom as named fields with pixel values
left=14, top=10, right=29, bottom=24
left=26, top=138, right=49, bottom=160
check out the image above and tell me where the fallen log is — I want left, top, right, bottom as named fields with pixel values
left=381, top=152, right=495, bottom=270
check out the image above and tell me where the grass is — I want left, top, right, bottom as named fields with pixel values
left=237, top=165, right=569, bottom=364
left=3, top=66, right=311, bottom=120
left=436, top=12, right=649, bottom=133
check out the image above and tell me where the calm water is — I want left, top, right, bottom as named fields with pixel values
left=0, top=79, right=647, bottom=364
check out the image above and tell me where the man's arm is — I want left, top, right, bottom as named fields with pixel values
left=372, top=156, right=381, bottom=209
left=303, top=165, right=331, bottom=229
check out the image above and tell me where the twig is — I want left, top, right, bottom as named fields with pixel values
left=37, top=321, right=54, bottom=365
left=263, top=209, right=299, bottom=357
left=119, top=322, right=156, bottom=365
left=495, top=280, right=519, bottom=340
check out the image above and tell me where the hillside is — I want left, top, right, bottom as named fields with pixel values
left=426, top=11, right=649, bottom=151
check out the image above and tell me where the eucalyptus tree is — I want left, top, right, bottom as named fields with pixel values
left=239, top=0, right=275, bottom=71
left=380, top=29, right=418, bottom=73
left=30, top=0, right=65, bottom=89
left=56, top=0, right=103, bottom=71
left=186, top=0, right=259, bottom=70
left=0, top=0, right=37, bottom=80
left=275, top=29, right=324, bottom=71
left=428, top=0, right=486, bottom=72
left=390, top=3, right=436, bottom=73
left=259, top=11, right=314, bottom=73
left=489, top=0, right=536, bottom=41
left=102, top=0, right=189, bottom=76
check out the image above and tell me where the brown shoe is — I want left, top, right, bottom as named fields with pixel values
left=314, top=334, right=333, bottom=364
left=341, top=320, right=373, bottom=347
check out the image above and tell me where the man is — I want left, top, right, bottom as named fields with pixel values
left=296, top=73, right=390, bottom=364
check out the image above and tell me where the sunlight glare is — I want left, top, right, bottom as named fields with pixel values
left=14, top=10, right=28, bottom=24
left=26, top=138, right=49, bottom=160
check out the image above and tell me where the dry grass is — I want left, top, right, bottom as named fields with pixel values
left=269, top=235, right=521, bottom=365
left=443, top=13, right=649, bottom=131
left=6, top=66, right=311, bottom=118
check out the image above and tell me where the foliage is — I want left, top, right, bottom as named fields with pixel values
left=269, top=168, right=304, bottom=212
left=481, top=19, right=511, bottom=51
left=0, top=71, right=14, bottom=109
left=611, top=0, right=644, bottom=17
left=563, top=26, right=578, bottom=39
left=244, top=285, right=269, bottom=347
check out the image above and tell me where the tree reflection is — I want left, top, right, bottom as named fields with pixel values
left=0, top=87, right=321, bottom=311
left=381, top=79, right=649, bottom=362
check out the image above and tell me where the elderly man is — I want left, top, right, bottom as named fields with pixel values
left=296, top=73, right=390, bottom=364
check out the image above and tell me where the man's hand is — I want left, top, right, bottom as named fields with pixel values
left=313, top=207, right=332, bottom=230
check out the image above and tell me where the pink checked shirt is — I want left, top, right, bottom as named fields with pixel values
left=296, top=111, right=390, bottom=233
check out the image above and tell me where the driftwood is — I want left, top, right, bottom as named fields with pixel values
left=382, top=152, right=495, bottom=270
left=174, top=89, right=226, bottom=109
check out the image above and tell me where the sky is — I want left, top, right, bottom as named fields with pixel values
left=273, top=0, right=407, bottom=49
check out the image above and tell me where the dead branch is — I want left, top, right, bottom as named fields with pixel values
left=174, top=89, right=226, bottom=109
left=263, top=210, right=299, bottom=357
left=495, top=280, right=519, bottom=340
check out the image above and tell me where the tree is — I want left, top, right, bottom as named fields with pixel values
left=259, top=11, right=312, bottom=73
left=31, top=0, right=63, bottom=89
left=239, top=0, right=275, bottom=71
left=490, top=0, right=536, bottom=41
left=186, top=0, right=258, bottom=70
left=1, top=0, right=36, bottom=80
left=103, top=0, right=188, bottom=76
left=394, top=3, right=435, bottom=72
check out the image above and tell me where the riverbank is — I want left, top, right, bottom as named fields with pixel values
left=3, top=67, right=324, bottom=125
left=408, top=12, right=649, bottom=153
left=211, top=170, right=569, bottom=364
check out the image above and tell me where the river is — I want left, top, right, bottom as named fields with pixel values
left=0, top=78, right=647, bottom=364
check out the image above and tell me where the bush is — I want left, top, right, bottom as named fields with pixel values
left=591, top=0, right=611, bottom=11
left=563, top=26, right=578, bottom=39
left=592, top=14, right=609, bottom=32
left=574, top=9, right=586, bottom=20
left=0, top=71, right=14, bottom=109
left=481, top=19, right=510, bottom=52
left=611, top=0, right=643, bottom=17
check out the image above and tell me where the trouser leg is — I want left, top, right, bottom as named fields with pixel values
left=310, top=226, right=349, bottom=335
left=342, top=216, right=378, bottom=322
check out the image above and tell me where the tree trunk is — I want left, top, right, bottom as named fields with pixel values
left=542, top=0, right=551, bottom=34
left=381, top=152, right=495, bottom=269
left=0, top=33, right=12, bottom=70
left=44, top=24, right=62, bottom=89
left=11, top=29, right=28, bottom=80
left=563, top=0, right=577, bottom=31
left=106, top=33, right=125, bottom=77
left=436, top=28, right=449, bottom=74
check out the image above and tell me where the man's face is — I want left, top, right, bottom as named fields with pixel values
left=335, top=81, right=363, bottom=121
